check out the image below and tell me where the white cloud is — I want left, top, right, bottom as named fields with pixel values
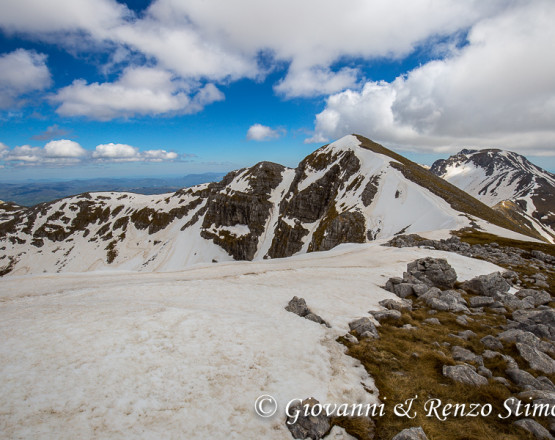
left=308, top=1, right=555, bottom=155
left=0, top=49, right=51, bottom=109
left=142, top=150, right=179, bottom=162
left=51, top=66, right=224, bottom=120
left=93, top=143, right=139, bottom=160
left=4, top=145, right=43, bottom=163
left=92, top=143, right=180, bottom=162
left=0, top=0, right=506, bottom=97
left=44, top=139, right=86, bottom=158
left=0, top=0, right=127, bottom=38
left=274, top=66, right=359, bottom=98
left=0, top=140, right=180, bottom=166
left=246, top=124, right=284, bottom=141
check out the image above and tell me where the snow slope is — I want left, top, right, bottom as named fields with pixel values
left=0, top=242, right=505, bottom=439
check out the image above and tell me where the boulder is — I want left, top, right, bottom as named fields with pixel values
left=452, top=346, right=483, bottom=365
left=515, top=289, right=552, bottom=307
left=405, top=257, right=457, bottom=289
left=370, top=309, right=402, bottom=322
left=385, top=277, right=403, bottom=293
left=514, top=418, right=554, bottom=440
left=458, top=330, right=477, bottom=340
left=469, top=296, right=495, bottom=308
left=443, top=365, right=488, bottom=386
left=286, top=296, right=310, bottom=316
left=286, top=297, right=329, bottom=327
left=460, top=272, right=510, bottom=297
left=506, top=368, right=543, bottom=390
left=516, top=343, right=555, bottom=374
left=393, top=283, right=415, bottom=299
left=392, top=427, right=429, bottom=440
left=286, top=398, right=331, bottom=440
left=480, top=335, right=503, bottom=351
left=379, top=298, right=412, bottom=312
left=425, top=290, right=469, bottom=313
left=348, top=317, right=379, bottom=339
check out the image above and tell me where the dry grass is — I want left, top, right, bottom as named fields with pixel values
left=340, top=300, right=542, bottom=440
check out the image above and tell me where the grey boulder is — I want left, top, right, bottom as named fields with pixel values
left=443, top=365, right=488, bottom=386
left=392, top=426, right=429, bottom=440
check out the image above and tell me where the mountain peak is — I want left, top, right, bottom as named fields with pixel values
left=431, top=148, right=555, bottom=243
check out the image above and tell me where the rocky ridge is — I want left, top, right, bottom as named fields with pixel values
left=0, top=135, right=536, bottom=276
left=431, top=149, right=555, bottom=243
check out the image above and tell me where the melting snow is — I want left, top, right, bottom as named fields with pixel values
left=1, top=242, right=505, bottom=439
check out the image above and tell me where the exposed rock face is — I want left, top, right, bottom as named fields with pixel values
left=431, top=148, right=555, bottom=243
left=200, top=162, right=285, bottom=260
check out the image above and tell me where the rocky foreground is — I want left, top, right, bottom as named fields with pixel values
left=284, top=234, right=554, bottom=440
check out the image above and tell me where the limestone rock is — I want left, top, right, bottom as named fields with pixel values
left=443, top=365, right=488, bottom=386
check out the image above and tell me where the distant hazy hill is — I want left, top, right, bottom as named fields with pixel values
left=0, top=173, right=226, bottom=206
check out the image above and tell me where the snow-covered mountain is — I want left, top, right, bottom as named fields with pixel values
left=431, top=148, right=555, bottom=243
left=0, top=135, right=536, bottom=276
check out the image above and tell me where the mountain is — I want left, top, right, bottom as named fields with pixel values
left=0, top=173, right=227, bottom=207
left=0, top=135, right=538, bottom=276
left=430, top=148, right=555, bottom=243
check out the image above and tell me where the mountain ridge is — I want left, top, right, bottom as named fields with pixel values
left=0, top=135, right=542, bottom=276
left=430, top=148, right=555, bottom=243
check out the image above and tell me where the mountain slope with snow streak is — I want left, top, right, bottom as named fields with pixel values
left=0, top=135, right=537, bottom=276
left=0, top=241, right=506, bottom=439
left=431, top=149, right=555, bottom=243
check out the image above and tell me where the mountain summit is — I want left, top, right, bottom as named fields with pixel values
left=0, top=135, right=539, bottom=276
left=431, top=148, right=555, bottom=243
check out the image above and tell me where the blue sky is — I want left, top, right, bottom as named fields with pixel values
left=1, top=0, right=554, bottom=182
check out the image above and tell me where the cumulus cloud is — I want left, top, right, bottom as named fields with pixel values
left=0, top=140, right=181, bottom=166
left=246, top=124, right=284, bottom=141
left=0, top=0, right=127, bottom=38
left=274, top=66, right=359, bottom=98
left=3, top=145, right=43, bottom=163
left=51, top=66, right=224, bottom=120
left=93, top=143, right=139, bottom=160
left=0, top=0, right=505, bottom=98
left=308, top=1, right=555, bottom=155
left=142, top=150, right=179, bottom=161
left=0, top=49, right=52, bottom=109
left=92, top=143, right=180, bottom=162
left=44, top=139, right=87, bottom=158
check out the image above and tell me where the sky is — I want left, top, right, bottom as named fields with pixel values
left=1, top=0, right=554, bottom=182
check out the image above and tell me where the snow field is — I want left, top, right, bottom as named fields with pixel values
left=0, top=242, right=505, bottom=439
